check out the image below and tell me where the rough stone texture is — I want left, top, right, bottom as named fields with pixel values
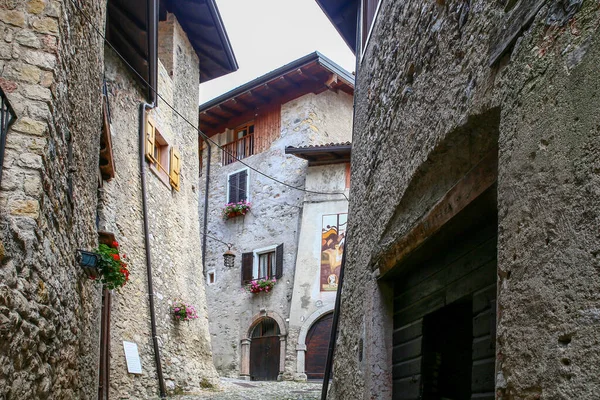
left=100, top=13, right=218, bottom=398
left=201, top=89, right=353, bottom=379
left=284, top=163, right=348, bottom=380
left=0, top=0, right=105, bottom=398
left=331, top=0, right=600, bottom=399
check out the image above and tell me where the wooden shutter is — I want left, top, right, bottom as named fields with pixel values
left=238, top=169, right=248, bottom=202
left=241, top=252, right=254, bottom=285
left=169, top=147, right=181, bottom=191
left=145, top=118, right=156, bottom=162
left=228, top=173, right=237, bottom=203
left=275, top=243, right=284, bottom=279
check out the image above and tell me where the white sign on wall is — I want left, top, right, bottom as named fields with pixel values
left=123, top=341, right=143, bottom=374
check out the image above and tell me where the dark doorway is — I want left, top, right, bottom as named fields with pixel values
left=305, top=313, right=333, bottom=380
left=249, top=318, right=280, bottom=381
left=421, top=300, right=473, bottom=400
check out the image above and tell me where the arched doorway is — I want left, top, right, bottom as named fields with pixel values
left=249, top=317, right=280, bottom=381
left=305, top=312, right=333, bottom=380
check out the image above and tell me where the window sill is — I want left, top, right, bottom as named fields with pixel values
left=149, top=163, right=172, bottom=189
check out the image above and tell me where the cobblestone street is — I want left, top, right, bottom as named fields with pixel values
left=174, top=378, right=323, bottom=400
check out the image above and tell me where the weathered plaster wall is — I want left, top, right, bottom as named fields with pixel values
left=201, top=90, right=353, bottom=378
left=286, top=163, right=349, bottom=380
left=0, top=0, right=105, bottom=398
left=100, top=14, right=217, bottom=397
left=331, top=0, right=600, bottom=399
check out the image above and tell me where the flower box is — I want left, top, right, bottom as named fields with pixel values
left=79, top=241, right=129, bottom=290
left=222, top=200, right=251, bottom=220
left=246, top=278, right=276, bottom=294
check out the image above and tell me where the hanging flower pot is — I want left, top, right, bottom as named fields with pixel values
left=171, top=300, right=199, bottom=322
left=79, top=241, right=130, bottom=290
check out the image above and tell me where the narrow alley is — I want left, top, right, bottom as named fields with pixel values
left=174, top=379, right=322, bottom=400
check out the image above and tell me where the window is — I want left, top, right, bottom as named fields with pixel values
left=227, top=168, right=249, bottom=204
left=361, top=0, right=382, bottom=52
left=222, top=122, right=254, bottom=166
left=145, top=116, right=181, bottom=191
left=207, top=270, right=216, bottom=285
left=241, top=243, right=284, bottom=284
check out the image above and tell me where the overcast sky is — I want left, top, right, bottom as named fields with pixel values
left=198, top=0, right=355, bottom=104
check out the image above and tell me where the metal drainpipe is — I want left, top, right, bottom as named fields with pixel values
left=139, top=102, right=167, bottom=399
left=200, top=135, right=211, bottom=275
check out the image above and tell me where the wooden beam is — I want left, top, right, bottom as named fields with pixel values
left=263, top=84, right=284, bottom=96
left=280, top=76, right=301, bottom=89
left=204, top=110, right=228, bottom=122
left=377, top=151, right=498, bottom=277
left=325, top=73, right=338, bottom=88
left=247, top=90, right=270, bottom=104
left=218, top=104, right=242, bottom=116
left=297, top=68, right=320, bottom=83
left=232, top=97, right=254, bottom=110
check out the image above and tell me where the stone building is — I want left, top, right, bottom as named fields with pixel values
left=1, top=0, right=237, bottom=398
left=198, top=52, right=354, bottom=381
left=316, top=0, right=600, bottom=399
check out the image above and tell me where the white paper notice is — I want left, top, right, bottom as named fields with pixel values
left=123, top=341, right=143, bottom=374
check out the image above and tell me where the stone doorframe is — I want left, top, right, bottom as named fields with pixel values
left=240, top=310, right=287, bottom=381
left=295, top=306, right=335, bottom=380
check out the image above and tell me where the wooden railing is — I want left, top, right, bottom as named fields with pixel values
left=222, top=133, right=254, bottom=166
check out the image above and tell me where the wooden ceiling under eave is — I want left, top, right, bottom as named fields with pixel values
left=199, top=55, right=354, bottom=136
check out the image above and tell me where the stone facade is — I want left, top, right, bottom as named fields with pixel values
left=326, top=0, right=600, bottom=399
left=201, top=88, right=353, bottom=380
left=0, top=0, right=105, bottom=398
left=100, top=13, right=218, bottom=397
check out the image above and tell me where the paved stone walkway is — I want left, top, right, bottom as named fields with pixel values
left=174, top=378, right=323, bottom=400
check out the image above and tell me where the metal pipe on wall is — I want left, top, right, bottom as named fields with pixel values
left=139, top=102, right=166, bottom=399
left=200, top=135, right=212, bottom=275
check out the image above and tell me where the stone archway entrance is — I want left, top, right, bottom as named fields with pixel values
left=240, top=311, right=287, bottom=381
left=249, top=317, right=280, bottom=381
left=305, top=312, right=333, bottom=380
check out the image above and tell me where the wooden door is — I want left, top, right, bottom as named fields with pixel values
left=305, top=313, right=333, bottom=380
left=250, top=336, right=280, bottom=381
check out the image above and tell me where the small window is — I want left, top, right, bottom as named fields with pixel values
left=255, top=251, right=276, bottom=280
left=227, top=168, right=249, bottom=204
left=207, top=270, right=215, bottom=285
left=241, top=243, right=284, bottom=285
left=145, top=116, right=181, bottom=191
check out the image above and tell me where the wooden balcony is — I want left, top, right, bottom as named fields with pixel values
left=222, top=134, right=254, bottom=166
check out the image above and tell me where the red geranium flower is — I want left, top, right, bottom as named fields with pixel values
left=112, top=254, right=120, bottom=261
left=112, top=241, right=119, bottom=248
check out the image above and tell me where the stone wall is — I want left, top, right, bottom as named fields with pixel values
left=0, top=0, right=105, bottom=398
left=285, top=163, right=349, bottom=380
left=201, top=89, right=353, bottom=379
left=331, top=0, right=600, bottom=398
left=100, top=13, right=218, bottom=397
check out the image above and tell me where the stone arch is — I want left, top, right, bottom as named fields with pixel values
left=295, top=305, right=335, bottom=379
left=240, top=310, right=287, bottom=380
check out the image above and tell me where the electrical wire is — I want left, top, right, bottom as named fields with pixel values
left=66, top=0, right=349, bottom=201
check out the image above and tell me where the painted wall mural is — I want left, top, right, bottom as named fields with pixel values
left=321, top=213, right=347, bottom=291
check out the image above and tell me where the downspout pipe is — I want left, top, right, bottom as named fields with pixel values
left=139, top=102, right=167, bottom=399
left=200, top=134, right=211, bottom=275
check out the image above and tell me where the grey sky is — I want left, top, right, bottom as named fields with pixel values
left=198, top=0, right=355, bottom=104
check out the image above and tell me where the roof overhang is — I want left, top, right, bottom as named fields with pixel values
left=106, top=0, right=237, bottom=101
left=163, top=0, right=238, bottom=83
left=285, top=143, right=352, bottom=166
left=315, top=0, right=359, bottom=54
left=199, top=52, right=354, bottom=136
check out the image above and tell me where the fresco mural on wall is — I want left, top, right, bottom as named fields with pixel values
left=321, top=213, right=347, bottom=291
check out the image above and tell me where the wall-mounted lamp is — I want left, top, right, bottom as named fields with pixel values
left=223, top=245, right=235, bottom=268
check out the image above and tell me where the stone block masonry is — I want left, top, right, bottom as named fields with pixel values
left=329, top=0, right=600, bottom=399
left=0, top=0, right=106, bottom=399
